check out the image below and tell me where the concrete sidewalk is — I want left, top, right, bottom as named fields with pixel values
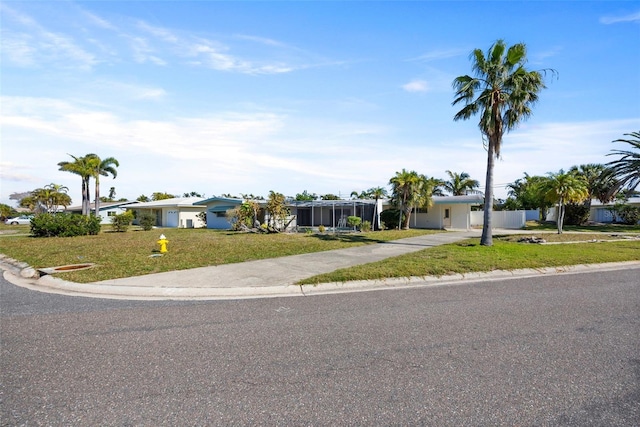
left=3, top=229, right=639, bottom=300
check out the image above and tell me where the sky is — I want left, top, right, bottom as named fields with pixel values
left=1, top=1, right=639, bottom=207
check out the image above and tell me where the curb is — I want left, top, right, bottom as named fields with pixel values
left=3, top=260, right=639, bottom=301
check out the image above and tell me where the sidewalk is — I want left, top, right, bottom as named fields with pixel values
left=3, top=229, right=639, bottom=300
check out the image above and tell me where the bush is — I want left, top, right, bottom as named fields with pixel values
left=360, top=220, right=372, bottom=232
left=31, top=213, right=101, bottom=237
left=609, top=204, right=640, bottom=225
left=564, top=203, right=590, bottom=225
left=318, top=224, right=326, bottom=233
left=347, top=215, right=362, bottom=229
left=111, top=211, right=135, bottom=232
left=380, top=209, right=403, bottom=230
left=138, top=212, right=156, bottom=231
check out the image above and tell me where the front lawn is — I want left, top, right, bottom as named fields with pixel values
left=0, top=227, right=439, bottom=283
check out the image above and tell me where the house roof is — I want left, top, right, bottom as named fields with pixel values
left=66, top=201, right=136, bottom=212
left=126, top=197, right=205, bottom=209
left=194, top=197, right=244, bottom=206
left=591, top=197, right=640, bottom=207
left=431, top=195, right=484, bottom=204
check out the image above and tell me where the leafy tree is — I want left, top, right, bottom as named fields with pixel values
left=295, top=190, right=317, bottom=201
left=541, top=170, right=589, bottom=234
left=321, top=194, right=340, bottom=200
left=32, top=184, right=71, bottom=213
left=453, top=39, right=554, bottom=245
left=137, top=194, right=150, bottom=202
left=569, top=164, right=617, bottom=209
left=91, top=155, right=119, bottom=215
left=442, top=170, right=480, bottom=196
left=183, top=191, right=203, bottom=197
left=58, top=154, right=97, bottom=216
left=265, top=191, right=290, bottom=231
left=606, top=131, right=640, bottom=196
left=111, top=211, right=134, bottom=232
left=390, top=169, right=435, bottom=229
left=506, top=173, right=552, bottom=219
left=151, top=192, right=175, bottom=201
left=0, top=204, right=17, bottom=221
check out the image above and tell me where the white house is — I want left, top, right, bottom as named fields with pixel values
left=589, top=197, right=640, bottom=223
left=403, top=195, right=485, bottom=230
left=65, top=201, right=137, bottom=224
left=194, top=197, right=244, bottom=229
left=126, top=197, right=206, bottom=228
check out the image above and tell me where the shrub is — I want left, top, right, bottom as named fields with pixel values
left=380, top=209, right=403, bottom=230
left=564, top=203, right=590, bottom=225
left=318, top=224, right=326, bottom=233
left=111, top=211, right=135, bottom=232
left=31, top=213, right=101, bottom=237
left=609, top=204, right=640, bottom=225
left=347, top=216, right=362, bottom=229
left=138, top=212, right=156, bottom=231
left=360, top=220, right=372, bottom=232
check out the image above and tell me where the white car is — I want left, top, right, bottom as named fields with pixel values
left=4, top=215, right=33, bottom=225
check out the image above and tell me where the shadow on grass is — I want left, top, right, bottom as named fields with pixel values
left=310, top=233, right=387, bottom=244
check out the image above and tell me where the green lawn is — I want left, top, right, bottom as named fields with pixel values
left=0, top=226, right=439, bottom=283
left=524, top=221, right=640, bottom=233
left=299, top=235, right=640, bottom=285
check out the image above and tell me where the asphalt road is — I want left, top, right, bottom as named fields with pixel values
left=1, top=268, right=639, bottom=426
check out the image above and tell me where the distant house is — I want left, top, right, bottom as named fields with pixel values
left=194, top=197, right=244, bottom=229
left=400, top=195, right=485, bottom=230
left=65, top=201, right=137, bottom=224
left=126, top=197, right=206, bottom=228
left=589, top=197, right=640, bottom=223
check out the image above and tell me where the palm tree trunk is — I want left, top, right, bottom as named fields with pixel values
left=481, top=138, right=495, bottom=246
left=95, top=176, right=100, bottom=216
left=81, top=178, right=88, bottom=216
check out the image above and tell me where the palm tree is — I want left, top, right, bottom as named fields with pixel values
left=607, top=131, right=640, bottom=195
left=58, top=154, right=96, bottom=216
left=367, top=186, right=388, bottom=230
left=453, top=39, right=554, bottom=245
left=541, top=170, right=589, bottom=234
left=91, top=155, right=120, bottom=215
left=390, top=169, right=435, bottom=229
left=569, top=164, right=617, bottom=209
left=442, top=170, right=480, bottom=196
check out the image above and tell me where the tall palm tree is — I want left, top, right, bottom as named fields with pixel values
left=453, top=39, right=554, bottom=245
left=442, top=170, right=480, bottom=196
left=91, top=155, right=120, bottom=215
left=367, top=186, right=388, bottom=230
left=58, top=154, right=96, bottom=216
left=541, top=170, right=589, bottom=234
left=607, top=131, right=640, bottom=195
left=390, top=169, right=435, bottom=230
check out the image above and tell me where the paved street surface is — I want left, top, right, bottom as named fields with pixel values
left=2, top=268, right=639, bottom=426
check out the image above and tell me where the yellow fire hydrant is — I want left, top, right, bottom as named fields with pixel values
left=157, top=234, right=169, bottom=253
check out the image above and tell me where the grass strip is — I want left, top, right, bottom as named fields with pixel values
left=298, top=238, right=640, bottom=285
left=0, top=227, right=439, bottom=283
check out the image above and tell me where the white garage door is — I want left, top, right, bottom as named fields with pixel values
left=166, top=210, right=179, bottom=227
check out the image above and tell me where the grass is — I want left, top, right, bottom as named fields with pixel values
left=299, top=236, right=640, bottom=285
left=523, top=221, right=640, bottom=233
left=0, top=226, right=439, bottom=283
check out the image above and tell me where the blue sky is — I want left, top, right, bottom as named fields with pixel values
left=1, top=1, right=639, bottom=206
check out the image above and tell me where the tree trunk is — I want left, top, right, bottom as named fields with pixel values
left=95, top=176, right=100, bottom=217
left=480, top=137, right=496, bottom=246
left=81, top=178, right=88, bottom=216
left=557, top=201, right=564, bottom=234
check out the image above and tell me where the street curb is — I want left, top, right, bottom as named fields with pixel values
left=3, top=260, right=639, bottom=301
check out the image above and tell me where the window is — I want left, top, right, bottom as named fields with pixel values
left=107, top=211, right=116, bottom=216
left=215, top=212, right=226, bottom=218
left=444, top=208, right=450, bottom=219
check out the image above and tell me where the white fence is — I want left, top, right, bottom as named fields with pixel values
left=470, top=210, right=537, bottom=229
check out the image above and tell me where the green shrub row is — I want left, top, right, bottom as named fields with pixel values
left=30, top=213, right=101, bottom=237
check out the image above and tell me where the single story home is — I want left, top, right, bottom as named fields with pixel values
left=65, top=201, right=137, bottom=224
left=589, top=197, right=640, bottom=223
left=194, top=197, right=244, bottom=229
left=126, top=197, right=206, bottom=228
left=403, top=194, right=485, bottom=230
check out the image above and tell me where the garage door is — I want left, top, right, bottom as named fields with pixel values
left=166, top=210, right=179, bottom=227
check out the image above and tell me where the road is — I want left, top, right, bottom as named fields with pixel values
left=1, top=268, right=639, bottom=426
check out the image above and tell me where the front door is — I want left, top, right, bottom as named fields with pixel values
left=443, top=208, right=451, bottom=228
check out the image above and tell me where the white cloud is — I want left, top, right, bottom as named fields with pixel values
left=402, top=79, right=429, bottom=93
left=600, top=11, right=640, bottom=24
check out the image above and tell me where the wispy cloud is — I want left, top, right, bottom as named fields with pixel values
left=600, top=11, right=640, bottom=24
left=409, top=48, right=467, bottom=62
left=402, top=79, right=429, bottom=93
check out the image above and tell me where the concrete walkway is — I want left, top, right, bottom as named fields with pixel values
left=3, top=229, right=639, bottom=300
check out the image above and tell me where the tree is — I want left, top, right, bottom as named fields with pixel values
left=58, top=154, right=97, bottom=216
left=295, top=190, right=317, bottom=201
left=607, top=131, right=640, bottom=195
left=442, top=170, right=480, bottom=196
left=453, top=40, right=554, bottom=245
left=350, top=190, right=369, bottom=200
left=541, top=170, right=588, bottom=234
left=137, top=194, right=150, bottom=202
left=265, top=191, right=290, bottom=231
left=389, top=169, right=435, bottom=229
left=33, top=183, right=71, bottom=213
left=183, top=191, right=203, bottom=197
left=108, top=187, right=117, bottom=200
left=321, top=194, right=340, bottom=200
left=151, top=192, right=175, bottom=201
left=569, top=164, right=617, bottom=208
left=506, top=173, right=552, bottom=219
left=367, top=186, right=388, bottom=230
left=91, top=155, right=119, bottom=215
